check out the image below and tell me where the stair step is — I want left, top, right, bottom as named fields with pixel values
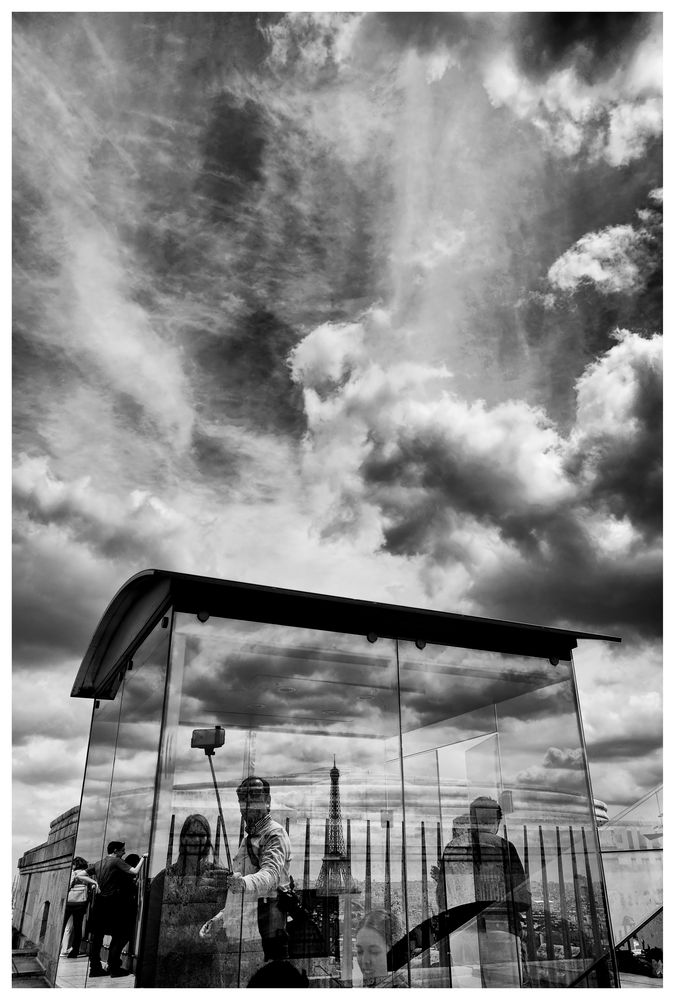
left=12, top=955, right=45, bottom=976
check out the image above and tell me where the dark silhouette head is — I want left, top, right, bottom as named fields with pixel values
left=72, top=856, right=88, bottom=870
left=247, top=960, right=309, bottom=988
left=470, top=797, right=502, bottom=834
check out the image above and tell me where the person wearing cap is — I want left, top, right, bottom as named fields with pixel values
left=88, top=841, right=147, bottom=978
left=200, top=776, right=292, bottom=980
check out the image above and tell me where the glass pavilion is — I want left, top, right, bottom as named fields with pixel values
left=58, top=568, right=621, bottom=988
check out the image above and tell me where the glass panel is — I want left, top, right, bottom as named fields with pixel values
left=137, top=613, right=403, bottom=989
left=54, top=685, right=121, bottom=988
left=55, top=615, right=170, bottom=988
left=615, top=907, right=663, bottom=981
left=599, top=786, right=663, bottom=946
left=397, top=642, right=616, bottom=988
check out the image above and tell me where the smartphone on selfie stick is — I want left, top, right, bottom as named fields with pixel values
left=191, top=726, right=232, bottom=869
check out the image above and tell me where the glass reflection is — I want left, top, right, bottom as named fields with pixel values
left=600, top=785, right=663, bottom=950
left=397, top=641, right=615, bottom=988
left=55, top=616, right=169, bottom=988
left=149, top=614, right=403, bottom=987
left=66, top=607, right=617, bottom=988
left=138, top=814, right=228, bottom=986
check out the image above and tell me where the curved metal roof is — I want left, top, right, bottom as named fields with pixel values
left=71, top=568, right=620, bottom=699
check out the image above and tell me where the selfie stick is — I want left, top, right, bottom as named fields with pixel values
left=191, top=727, right=233, bottom=869
left=207, top=752, right=232, bottom=869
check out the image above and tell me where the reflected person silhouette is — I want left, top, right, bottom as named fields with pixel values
left=200, top=776, right=292, bottom=985
left=138, top=815, right=228, bottom=987
left=439, top=797, right=531, bottom=987
left=247, top=960, right=310, bottom=987
left=433, top=814, right=472, bottom=911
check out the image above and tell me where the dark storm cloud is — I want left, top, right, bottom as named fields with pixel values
left=13, top=665, right=93, bottom=748
left=586, top=734, right=663, bottom=764
left=472, top=515, right=661, bottom=638
left=12, top=553, right=109, bottom=668
left=568, top=384, right=662, bottom=538
left=192, top=310, right=305, bottom=437
left=368, top=11, right=656, bottom=82
left=512, top=13, right=653, bottom=83
left=197, top=93, right=268, bottom=219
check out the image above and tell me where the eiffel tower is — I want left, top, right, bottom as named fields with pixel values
left=315, top=758, right=355, bottom=895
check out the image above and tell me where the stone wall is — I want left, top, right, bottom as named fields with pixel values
left=13, top=806, right=79, bottom=985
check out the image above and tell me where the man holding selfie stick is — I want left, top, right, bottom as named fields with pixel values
left=200, top=775, right=292, bottom=976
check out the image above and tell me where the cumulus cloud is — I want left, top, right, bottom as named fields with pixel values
left=544, top=747, right=583, bottom=770
left=289, top=310, right=661, bottom=637
left=481, top=15, right=661, bottom=164
left=549, top=226, right=643, bottom=293
left=568, top=330, right=662, bottom=535
left=548, top=191, right=662, bottom=296
left=516, top=760, right=585, bottom=795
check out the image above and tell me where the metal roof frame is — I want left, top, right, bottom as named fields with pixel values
left=71, top=568, right=620, bottom=699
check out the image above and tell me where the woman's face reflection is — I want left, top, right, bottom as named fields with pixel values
left=180, top=821, right=210, bottom=856
left=356, top=926, right=388, bottom=983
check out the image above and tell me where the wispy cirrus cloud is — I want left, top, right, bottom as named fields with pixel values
left=12, top=13, right=661, bottom=864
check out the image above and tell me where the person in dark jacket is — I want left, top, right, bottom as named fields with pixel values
left=88, top=841, right=146, bottom=978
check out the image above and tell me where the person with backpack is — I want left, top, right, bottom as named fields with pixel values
left=62, top=856, right=98, bottom=959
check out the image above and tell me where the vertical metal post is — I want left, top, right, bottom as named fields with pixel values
left=436, top=821, right=451, bottom=981
left=538, top=826, right=554, bottom=959
left=365, top=820, right=372, bottom=911
left=384, top=821, right=391, bottom=914
left=581, top=828, right=602, bottom=955
left=303, top=818, right=311, bottom=894
left=420, top=821, right=430, bottom=967
left=522, top=826, right=537, bottom=959
left=344, top=819, right=353, bottom=981
left=555, top=826, right=572, bottom=958
left=165, top=814, right=175, bottom=868
left=569, top=827, right=587, bottom=960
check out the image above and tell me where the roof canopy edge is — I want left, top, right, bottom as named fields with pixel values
left=71, top=569, right=621, bottom=700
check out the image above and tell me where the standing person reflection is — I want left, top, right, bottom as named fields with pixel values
left=439, top=797, right=531, bottom=987
left=200, top=776, right=292, bottom=985
left=138, top=814, right=227, bottom=988
left=356, top=910, right=409, bottom=988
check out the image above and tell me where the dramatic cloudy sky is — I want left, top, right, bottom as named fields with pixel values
left=12, top=11, right=662, bottom=867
